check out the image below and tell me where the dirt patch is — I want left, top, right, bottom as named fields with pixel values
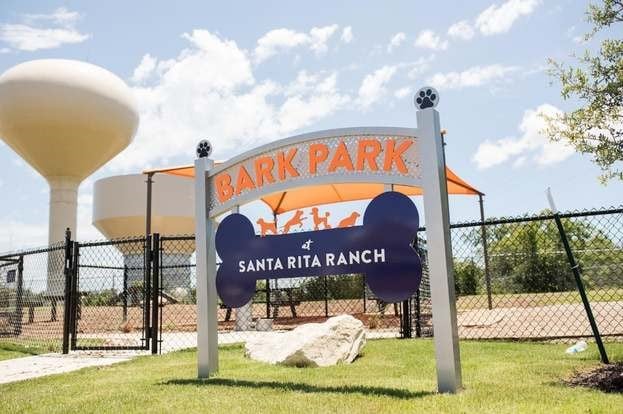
left=565, top=363, right=623, bottom=393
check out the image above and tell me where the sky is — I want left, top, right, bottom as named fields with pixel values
left=0, top=0, right=621, bottom=251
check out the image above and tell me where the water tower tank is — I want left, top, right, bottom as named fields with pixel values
left=0, top=59, right=139, bottom=294
left=93, top=174, right=195, bottom=291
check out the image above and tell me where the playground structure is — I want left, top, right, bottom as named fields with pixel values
left=0, top=59, right=138, bottom=295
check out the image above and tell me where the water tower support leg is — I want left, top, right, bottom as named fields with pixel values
left=47, top=177, right=79, bottom=296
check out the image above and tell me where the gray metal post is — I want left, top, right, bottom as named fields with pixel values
left=479, top=195, right=493, bottom=310
left=195, top=156, right=218, bottom=378
left=418, top=101, right=462, bottom=393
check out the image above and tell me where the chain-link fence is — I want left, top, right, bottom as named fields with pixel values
left=0, top=206, right=621, bottom=354
left=155, top=234, right=405, bottom=353
left=0, top=243, right=67, bottom=352
left=444, top=207, right=623, bottom=340
left=70, top=237, right=150, bottom=350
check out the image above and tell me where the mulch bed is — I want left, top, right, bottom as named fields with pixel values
left=565, top=363, right=623, bottom=393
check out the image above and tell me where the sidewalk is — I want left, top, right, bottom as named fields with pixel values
left=0, top=351, right=139, bottom=385
left=0, top=329, right=397, bottom=385
left=0, top=331, right=278, bottom=385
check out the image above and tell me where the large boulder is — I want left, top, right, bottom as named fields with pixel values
left=245, top=314, right=366, bottom=367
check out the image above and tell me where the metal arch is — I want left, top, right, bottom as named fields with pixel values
left=205, top=126, right=421, bottom=218
left=206, top=126, right=420, bottom=177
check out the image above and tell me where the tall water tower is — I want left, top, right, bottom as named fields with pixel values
left=93, top=174, right=195, bottom=292
left=0, top=59, right=139, bottom=294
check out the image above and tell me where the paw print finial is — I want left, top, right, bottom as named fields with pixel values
left=414, top=86, right=439, bottom=110
left=196, top=139, right=213, bottom=159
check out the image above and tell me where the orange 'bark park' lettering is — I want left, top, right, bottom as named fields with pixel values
left=214, top=138, right=414, bottom=203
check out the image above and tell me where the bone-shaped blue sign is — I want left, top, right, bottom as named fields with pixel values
left=215, top=191, right=422, bottom=308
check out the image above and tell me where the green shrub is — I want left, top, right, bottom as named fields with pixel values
left=453, top=260, right=482, bottom=296
left=82, top=289, right=118, bottom=306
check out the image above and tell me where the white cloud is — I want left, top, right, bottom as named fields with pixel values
left=473, top=104, right=575, bottom=169
left=131, top=54, right=157, bottom=83
left=414, top=30, right=448, bottom=51
left=254, top=28, right=310, bottom=63
left=427, top=64, right=518, bottom=90
left=279, top=71, right=350, bottom=131
left=340, top=26, right=353, bottom=43
left=447, top=20, right=475, bottom=40
left=475, top=0, right=541, bottom=35
left=407, top=54, right=436, bottom=79
left=394, top=87, right=411, bottom=99
left=309, top=24, right=339, bottom=54
left=254, top=24, right=339, bottom=63
left=0, top=7, right=90, bottom=51
left=357, top=65, right=397, bottom=108
left=23, top=7, right=81, bottom=25
left=387, top=32, right=406, bottom=53
left=110, top=29, right=350, bottom=171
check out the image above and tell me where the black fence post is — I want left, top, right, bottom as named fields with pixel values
left=479, top=195, right=493, bottom=310
left=552, top=213, right=609, bottom=364
left=122, top=265, right=128, bottom=322
left=362, top=275, right=367, bottom=314
left=415, top=290, right=421, bottom=337
left=401, top=299, right=411, bottom=338
left=70, top=242, right=79, bottom=350
left=62, top=228, right=73, bottom=354
left=14, top=255, right=24, bottom=336
left=151, top=233, right=160, bottom=354
left=265, top=278, right=270, bottom=318
left=143, top=234, right=152, bottom=346
left=323, top=276, right=329, bottom=317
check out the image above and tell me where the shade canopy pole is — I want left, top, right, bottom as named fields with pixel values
left=145, top=172, right=155, bottom=238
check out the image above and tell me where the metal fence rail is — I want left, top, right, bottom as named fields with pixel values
left=0, top=206, right=621, bottom=354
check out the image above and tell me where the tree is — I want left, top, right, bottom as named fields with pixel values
left=453, top=260, right=482, bottom=296
left=487, top=214, right=622, bottom=293
left=546, top=0, right=623, bottom=181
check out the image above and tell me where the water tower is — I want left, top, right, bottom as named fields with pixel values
left=93, top=174, right=195, bottom=293
left=0, top=59, right=139, bottom=294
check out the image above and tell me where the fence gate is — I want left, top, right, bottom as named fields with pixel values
left=70, top=237, right=154, bottom=351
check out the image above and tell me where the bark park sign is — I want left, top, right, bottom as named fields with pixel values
left=206, top=129, right=421, bottom=216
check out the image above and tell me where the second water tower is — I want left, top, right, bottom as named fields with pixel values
left=93, top=174, right=195, bottom=293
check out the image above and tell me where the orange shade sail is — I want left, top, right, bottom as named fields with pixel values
left=143, top=165, right=482, bottom=215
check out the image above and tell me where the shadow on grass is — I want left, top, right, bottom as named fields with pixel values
left=164, top=378, right=433, bottom=400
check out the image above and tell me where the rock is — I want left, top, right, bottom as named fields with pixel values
left=244, top=314, right=366, bottom=367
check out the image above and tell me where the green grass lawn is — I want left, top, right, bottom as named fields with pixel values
left=0, top=342, right=43, bottom=361
left=1, top=339, right=622, bottom=413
